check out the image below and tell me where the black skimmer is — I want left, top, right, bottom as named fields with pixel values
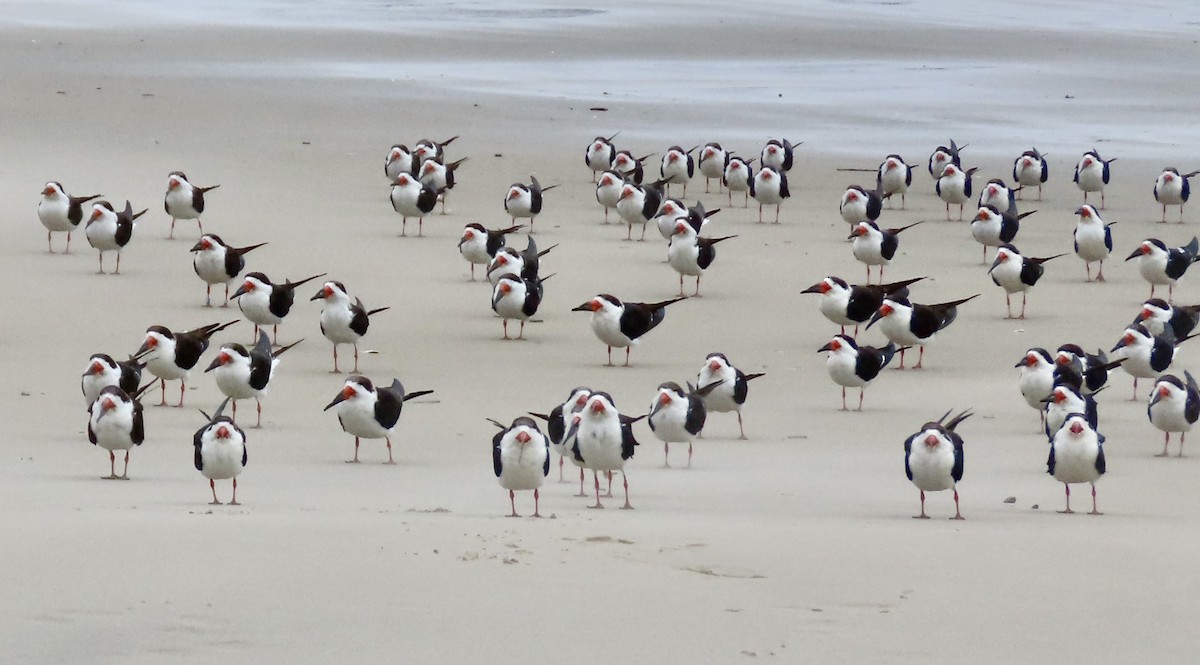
left=390, top=171, right=442, bottom=237
left=697, top=142, right=728, bottom=193
left=819, top=334, right=902, bottom=411
left=205, top=330, right=301, bottom=427
left=696, top=353, right=764, bottom=439
left=194, top=398, right=247, bottom=505
left=971, top=205, right=1034, bottom=263
left=82, top=353, right=143, bottom=407
left=164, top=171, right=219, bottom=239
left=1073, top=205, right=1115, bottom=281
left=654, top=198, right=689, bottom=241
left=978, top=178, right=1019, bottom=214
left=904, top=409, right=972, bottom=519
left=459, top=223, right=522, bottom=280
left=504, top=175, right=557, bottom=232
left=1148, top=372, right=1200, bottom=457
left=1125, top=236, right=1200, bottom=301
left=485, top=237, right=555, bottom=288
left=1042, top=381, right=1100, bottom=443
left=848, top=221, right=921, bottom=284
left=572, top=294, right=684, bottom=366
left=1012, top=148, right=1048, bottom=200
left=1111, top=323, right=1194, bottom=400
left=723, top=155, right=754, bottom=207
left=1054, top=344, right=1122, bottom=396
left=413, top=135, right=459, bottom=167
left=750, top=165, right=790, bottom=224
left=564, top=392, right=640, bottom=509
left=659, top=145, right=696, bottom=197
left=418, top=156, right=466, bottom=214
left=668, top=220, right=736, bottom=297
left=839, top=185, right=885, bottom=225
left=528, top=387, right=591, bottom=488
left=801, top=276, right=925, bottom=335
left=324, top=376, right=433, bottom=464
left=489, top=416, right=550, bottom=517
left=876, top=154, right=912, bottom=208
left=87, top=384, right=148, bottom=480
left=85, top=200, right=146, bottom=274
left=190, top=234, right=267, bottom=307
left=1047, top=413, right=1106, bottom=514
left=1134, top=298, right=1200, bottom=339
left=491, top=272, right=547, bottom=340
left=136, top=321, right=237, bottom=407
left=760, top=138, right=799, bottom=173
left=384, top=144, right=415, bottom=183
left=38, top=182, right=101, bottom=253
left=311, top=281, right=389, bottom=374
left=927, top=139, right=964, bottom=179
left=613, top=150, right=652, bottom=185
left=594, top=170, right=624, bottom=224
left=648, top=380, right=721, bottom=468
left=1073, top=150, right=1116, bottom=209
left=232, top=272, right=326, bottom=345
left=1154, top=167, right=1198, bottom=223
left=988, top=244, right=1064, bottom=319
left=934, top=163, right=976, bottom=221
left=867, top=293, right=979, bottom=369
left=1015, top=348, right=1055, bottom=428
left=585, top=133, right=619, bottom=182
left=615, top=180, right=664, bottom=241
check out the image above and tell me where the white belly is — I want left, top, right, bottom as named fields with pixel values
left=321, top=305, right=360, bottom=344
left=238, top=291, right=281, bottom=326
left=497, top=445, right=547, bottom=491
left=194, top=251, right=230, bottom=285
left=200, top=439, right=245, bottom=480
left=908, top=446, right=956, bottom=492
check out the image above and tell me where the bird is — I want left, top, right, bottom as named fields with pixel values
left=490, top=416, right=550, bottom=517
left=194, top=398, right=248, bottom=505
left=571, top=294, right=684, bottom=366
left=1015, top=348, right=1055, bottom=428
left=1047, top=413, right=1106, bottom=515
left=311, top=281, right=389, bottom=374
left=491, top=272, right=547, bottom=340
left=971, top=205, right=1034, bottom=263
left=458, top=223, right=522, bottom=281
left=750, top=165, right=790, bottom=224
left=594, top=170, right=624, bottom=224
left=484, top=236, right=556, bottom=288
left=819, top=335, right=902, bottom=411
left=1053, top=344, right=1122, bottom=396
left=654, top=198, right=690, bottom=241
left=85, top=200, right=146, bottom=274
left=801, top=276, right=925, bottom=336
left=1133, top=298, right=1200, bottom=339
left=1148, top=372, right=1200, bottom=457
left=876, top=154, right=913, bottom=208
left=163, top=171, right=219, bottom=239
left=927, top=139, right=964, bottom=179
left=87, top=384, right=148, bottom=480
left=1111, top=323, right=1193, bottom=400
left=849, top=221, right=921, bottom=284
left=1073, top=204, right=1115, bottom=281
left=190, top=234, right=267, bottom=307
left=867, top=294, right=980, bottom=369
left=384, top=144, right=415, bottom=183
left=935, top=163, right=976, bottom=221
left=904, top=409, right=972, bottom=519
left=696, top=353, right=764, bottom=439
left=977, top=178, right=1020, bottom=214
left=760, top=138, right=799, bottom=172
left=1073, top=150, right=1116, bottom=209
left=1153, top=167, right=1198, bottom=223
left=697, top=142, right=729, bottom=193
left=839, top=185, right=885, bottom=225
left=231, top=272, right=326, bottom=345
left=659, top=145, right=697, bottom=197
left=1042, top=382, right=1101, bottom=444
left=1012, top=148, right=1049, bottom=200
left=418, top=156, right=467, bottom=214
left=38, top=182, right=101, bottom=253
left=1125, top=236, right=1200, bottom=301
left=324, top=376, right=433, bottom=464
left=528, top=387, right=591, bottom=488
left=390, top=171, right=442, bottom=237
left=136, top=321, right=237, bottom=407
left=616, top=180, right=664, bottom=241
left=648, top=380, right=722, bottom=468
left=584, top=133, right=618, bottom=182
left=204, top=330, right=301, bottom=427
left=82, top=353, right=143, bottom=407
left=723, top=155, right=754, bottom=207
left=988, top=244, right=1065, bottom=319
left=613, top=150, right=653, bottom=185
left=667, top=220, right=736, bottom=297
left=413, top=135, right=459, bottom=167
left=504, top=175, right=558, bottom=232
left=564, top=392, right=640, bottom=510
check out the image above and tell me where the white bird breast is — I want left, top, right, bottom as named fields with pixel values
left=840, top=195, right=867, bottom=225
left=320, top=301, right=361, bottom=344
left=698, top=364, right=739, bottom=412
left=505, top=189, right=534, bottom=217
left=575, top=413, right=626, bottom=471
left=459, top=235, right=492, bottom=265
left=825, top=349, right=867, bottom=388
left=937, top=173, right=968, bottom=204
left=194, top=247, right=232, bottom=285
left=907, top=434, right=957, bottom=492
left=596, top=182, right=622, bottom=209
left=1149, top=387, right=1193, bottom=432
left=649, top=395, right=694, bottom=443
left=334, top=397, right=391, bottom=438
left=880, top=309, right=923, bottom=345
left=492, top=282, right=529, bottom=320
left=85, top=212, right=121, bottom=250
left=90, top=401, right=136, bottom=451
left=238, top=288, right=282, bottom=326
left=165, top=184, right=200, bottom=219
left=1135, top=251, right=1172, bottom=285
left=39, top=194, right=72, bottom=231
left=1075, top=162, right=1105, bottom=192
left=668, top=236, right=703, bottom=276
left=1073, top=220, right=1110, bottom=262
left=498, top=430, right=548, bottom=491
left=590, top=307, right=631, bottom=348
left=1051, top=427, right=1102, bottom=484
left=991, top=258, right=1028, bottom=293
left=1156, top=175, right=1185, bottom=204
left=200, top=430, right=246, bottom=480
left=851, top=233, right=887, bottom=266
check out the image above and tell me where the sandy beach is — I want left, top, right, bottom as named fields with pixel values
left=3, top=1, right=1200, bottom=662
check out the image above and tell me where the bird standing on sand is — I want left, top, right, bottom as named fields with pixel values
left=136, top=321, right=237, bottom=407
left=87, top=385, right=147, bottom=480
left=86, top=200, right=146, bottom=274
left=324, top=376, right=433, bottom=464
left=418, top=157, right=466, bottom=214
left=1073, top=150, right=1116, bottom=209
left=491, top=272, right=547, bottom=340
left=311, top=281, right=389, bottom=373
left=572, top=294, right=684, bottom=366
left=616, top=181, right=664, bottom=241
left=232, top=272, right=326, bottom=345
left=667, top=220, right=736, bottom=297
left=648, top=381, right=721, bottom=468
left=760, top=138, right=798, bottom=173
left=490, top=416, right=549, bottom=517
left=82, top=353, right=143, bottom=407
left=594, top=170, right=624, bottom=224
left=504, top=175, right=557, bottom=232
left=1110, top=323, right=1191, bottom=400
left=697, top=142, right=728, bottom=193
left=849, top=221, right=920, bottom=284
left=988, top=244, right=1064, bottom=319
left=1148, top=371, right=1199, bottom=457
left=935, top=163, right=976, bottom=221
left=723, top=156, right=754, bottom=207
left=459, top=223, right=522, bottom=281
left=528, top=387, right=591, bottom=488
left=819, top=335, right=901, bottom=411
left=194, top=398, right=247, bottom=505
left=1073, top=205, right=1115, bottom=282
left=1125, top=236, right=1200, bottom=301
left=867, top=294, right=980, bottom=369
left=927, top=139, right=964, bottom=179
left=1015, top=348, right=1055, bottom=428
left=696, top=353, right=764, bottom=440
left=38, top=181, right=101, bottom=253
left=191, top=234, right=267, bottom=307
left=390, top=171, right=441, bottom=237
left=904, top=409, right=971, bottom=519
left=205, top=331, right=301, bottom=427
left=1134, top=298, right=1200, bottom=339
left=750, top=166, right=790, bottom=224
left=1013, top=148, right=1048, bottom=200
left=384, top=144, right=415, bottom=182
left=1048, top=414, right=1106, bottom=515
left=660, top=145, right=696, bottom=197
left=565, top=392, right=640, bottom=510
left=613, top=150, right=652, bottom=185
left=1153, top=167, right=1198, bottom=223
left=164, top=171, right=219, bottom=239
left=801, top=276, right=924, bottom=336
left=839, top=185, right=885, bottom=225
left=585, top=133, right=618, bottom=182
left=413, top=135, right=459, bottom=167
left=876, top=154, right=912, bottom=208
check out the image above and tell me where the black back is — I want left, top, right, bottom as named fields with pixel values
left=349, top=299, right=371, bottom=337
left=248, top=332, right=273, bottom=391
left=375, top=379, right=406, bottom=430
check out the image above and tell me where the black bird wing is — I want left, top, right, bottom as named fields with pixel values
left=950, top=433, right=965, bottom=483
left=1046, top=443, right=1056, bottom=475
left=696, top=235, right=735, bottom=270
left=778, top=171, right=791, bottom=199
left=492, top=428, right=504, bottom=477
left=545, top=404, right=565, bottom=445
left=621, top=297, right=685, bottom=340
left=130, top=402, right=145, bottom=445
left=880, top=231, right=899, bottom=262
left=522, top=278, right=544, bottom=317
left=88, top=420, right=98, bottom=445
left=684, top=394, right=707, bottom=436
left=349, top=298, right=371, bottom=337
left=734, top=371, right=765, bottom=405
left=855, top=344, right=888, bottom=382
left=375, top=379, right=405, bottom=429
left=903, top=433, right=915, bottom=481
left=269, top=283, right=296, bottom=318
left=248, top=331, right=274, bottom=390
left=194, top=435, right=204, bottom=471
left=1186, top=371, right=1200, bottom=425
left=620, top=421, right=639, bottom=460
left=1019, top=259, right=1045, bottom=287
left=118, top=360, right=143, bottom=395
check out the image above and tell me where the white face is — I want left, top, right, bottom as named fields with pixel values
left=584, top=395, right=615, bottom=419
left=943, top=165, right=959, bottom=177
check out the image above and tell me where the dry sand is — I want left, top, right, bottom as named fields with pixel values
left=3, top=1, right=1200, bottom=662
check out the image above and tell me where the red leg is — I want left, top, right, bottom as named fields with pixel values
left=620, top=472, right=633, bottom=510
left=352, top=344, right=360, bottom=373
left=737, top=411, right=747, bottom=440
left=210, top=479, right=222, bottom=505
left=1157, top=432, right=1170, bottom=457
left=158, top=378, right=167, bottom=407
left=347, top=437, right=361, bottom=463
left=121, top=451, right=129, bottom=479
left=1059, top=483, right=1074, bottom=514
left=604, top=470, right=614, bottom=498
left=177, top=380, right=186, bottom=407
left=384, top=437, right=396, bottom=464
left=624, top=347, right=631, bottom=367
left=856, top=387, right=864, bottom=412
left=1088, top=483, right=1102, bottom=515
left=576, top=467, right=587, bottom=497
left=913, top=490, right=929, bottom=518
left=557, top=455, right=565, bottom=482
left=508, top=490, right=519, bottom=517
left=104, top=451, right=117, bottom=479
left=331, top=344, right=341, bottom=373
left=532, top=489, right=542, bottom=518
left=663, top=441, right=671, bottom=468
left=687, top=442, right=693, bottom=468
left=256, top=399, right=262, bottom=428
left=951, top=487, right=964, bottom=520
left=1180, top=431, right=1187, bottom=458
left=589, top=471, right=604, bottom=509
left=230, top=478, right=240, bottom=505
